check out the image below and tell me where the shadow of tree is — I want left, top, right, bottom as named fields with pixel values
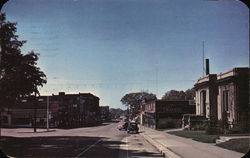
left=0, top=136, right=163, bottom=158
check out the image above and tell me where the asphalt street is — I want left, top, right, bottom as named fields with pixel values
left=1, top=122, right=164, bottom=158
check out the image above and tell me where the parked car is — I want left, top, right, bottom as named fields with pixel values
left=127, top=122, right=139, bottom=134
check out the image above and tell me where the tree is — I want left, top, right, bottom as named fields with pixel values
left=162, top=88, right=195, bottom=100
left=109, top=108, right=125, bottom=119
left=162, top=90, right=185, bottom=100
left=0, top=0, right=9, bottom=12
left=121, top=92, right=157, bottom=119
left=184, top=88, right=195, bottom=100
left=0, top=13, right=47, bottom=132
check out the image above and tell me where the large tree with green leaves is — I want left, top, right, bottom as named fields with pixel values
left=0, top=13, right=47, bottom=107
left=121, top=91, right=157, bottom=118
left=0, top=13, right=47, bottom=133
left=0, top=0, right=9, bottom=12
left=162, top=88, right=195, bottom=100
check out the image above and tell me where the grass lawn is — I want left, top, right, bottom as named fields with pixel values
left=221, top=133, right=250, bottom=136
left=168, top=130, right=219, bottom=143
left=216, top=138, right=250, bottom=153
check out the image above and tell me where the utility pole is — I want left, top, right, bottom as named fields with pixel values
left=46, top=96, right=49, bottom=130
left=202, top=41, right=205, bottom=77
left=33, top=93, right=37, bottom=133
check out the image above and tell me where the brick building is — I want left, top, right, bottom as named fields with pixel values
left=2, top=92, right=100, bottom=128
left=100, top=106, right=110, bottom=121
left=141, top=100, right=195, bottom=129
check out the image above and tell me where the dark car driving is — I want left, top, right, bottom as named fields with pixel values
left=127, top=122, right=139, bottom=134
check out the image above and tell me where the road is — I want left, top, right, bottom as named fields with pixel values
left=1, top=122, right=164, bottom=158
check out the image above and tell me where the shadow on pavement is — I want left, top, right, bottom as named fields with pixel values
left=1, top=136, right=106, bottom=157
left=18, top=130, right=57, bottom=133
left=0, top=136, right=163, bottom=158
left=130, top=152, right=163, bottom=158
left=58, top=122, right=111, bottom=129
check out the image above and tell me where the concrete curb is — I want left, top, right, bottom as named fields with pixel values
left=140, top=132, right=182, bottom=158
left=215, top=136, right=250, bottom=144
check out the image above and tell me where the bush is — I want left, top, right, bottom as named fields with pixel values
left=215, top=120, right=248, bottom=135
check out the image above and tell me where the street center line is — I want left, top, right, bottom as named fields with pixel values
left=76, top=139, right=102, bottom=157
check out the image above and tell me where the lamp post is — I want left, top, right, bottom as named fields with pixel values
left=37, top=96, right=49, bottom=131
left=46, top=95, right=49, bottom=130
left=36, top=96, right=43, bottom=133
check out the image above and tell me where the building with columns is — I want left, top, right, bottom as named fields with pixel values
left=194, top=67, right=249, bottom=132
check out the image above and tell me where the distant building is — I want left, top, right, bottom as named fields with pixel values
left=2, top=92, right=100, bottom=128
left=194, top=67, right=249, bottom=132
left=2, top=108, right=46, bottom=128
left=100, top=106, right=110, bottom=121
left=141, top=100, right=195, bottom=129
left=1, top=97, right=47, bottom=128
left=52, top=92, right=100, bottom=128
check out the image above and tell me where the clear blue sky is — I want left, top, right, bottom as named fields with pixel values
left=3, top=0, right=249, bottom=109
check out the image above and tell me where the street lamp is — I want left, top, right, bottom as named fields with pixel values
left=38, top=96, right=49, bottom=131
left=22, top=96, right=39, bottom=132
left=46, top=95, right=49, bottom=130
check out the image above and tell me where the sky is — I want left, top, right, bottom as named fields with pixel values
left=2, top=0, right=249, bottom=109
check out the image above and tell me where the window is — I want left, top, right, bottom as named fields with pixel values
left=200, top=90, right=206, bottom=116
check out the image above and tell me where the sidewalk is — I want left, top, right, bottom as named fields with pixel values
left=139, top=126, right=245, bottom=158
left=1, top=128, right=57, bottom=137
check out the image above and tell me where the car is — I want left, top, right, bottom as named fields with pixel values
left=127, top=122, right=139, bottom=134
